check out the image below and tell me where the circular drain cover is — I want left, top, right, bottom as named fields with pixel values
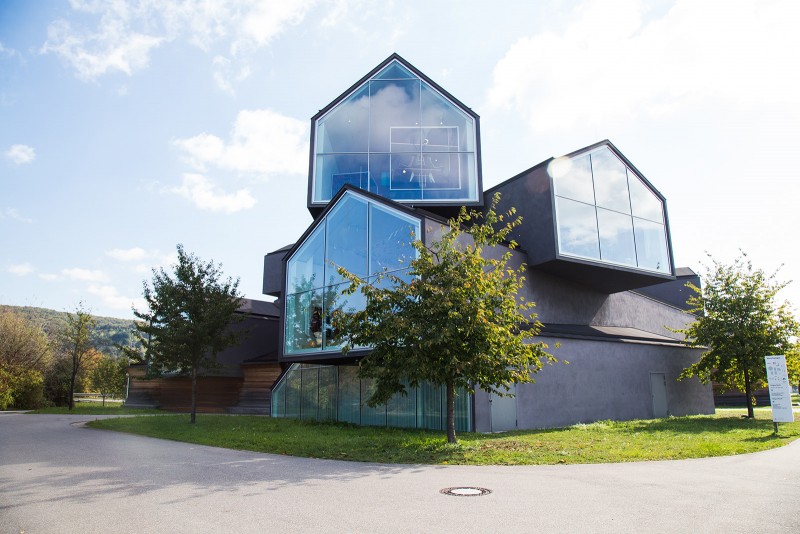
left=440, top=486, right=492, bottom=497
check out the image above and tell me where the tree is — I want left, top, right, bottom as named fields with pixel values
left=0, top=311, right=52, bottom=409
left=334, top=193, right=557, bottom=443
left=132, top=244, right=243, bottom=423
left=60, top=304, right=96, bottom=411
left=90, top=354, right=128, bottom=406
left=785, top=343, right=800, bottom=394
left=676, top=253, right=798, bottom=418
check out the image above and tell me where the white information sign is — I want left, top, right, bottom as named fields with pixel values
left=765, top=355, right=794, bottom=423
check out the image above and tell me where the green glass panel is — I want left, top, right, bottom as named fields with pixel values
left=360, top=377, right=387, bottom=426
left=454, top=388, right=471, bottom=432
left=337, top=365, right=361, bottom=424
left=270, top=372, right=285, bottom=418
left=418, top=382, right=443, bottom=430
left=300, top=366, right=319, bottom=421
left=284, top=366, right=301, bottom=419
left=318, top=366, right=337, bottom=421
left=387, top=383, right=416, bottom=428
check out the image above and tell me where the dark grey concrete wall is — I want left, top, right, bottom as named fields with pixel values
left=215, top=316, right=279, bottom=376
left=483, top=244, right=693, bottom=339
left=473, top=336, right=714, bottom=431
left=263, top=252, right=287, bottom=297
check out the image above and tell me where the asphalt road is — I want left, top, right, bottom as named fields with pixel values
left=1, top=413, right=798, bottom=533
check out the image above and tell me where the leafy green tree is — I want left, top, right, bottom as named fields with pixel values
left=677, top=253, right=798, bottom=418
left=785, top=344, right=800, bottom=394
left=60, top=304, right=97, bottom=410
left=132, top=244, right=243, bottom=423
left=90, top=354, right=128, bottom=406
left=0, top=311, right=52, bottom=409
left=334, top=194, right=557, bottom=443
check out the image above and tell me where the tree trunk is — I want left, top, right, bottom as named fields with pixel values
left=446, top=380, right=457, bottom=444
left=68, top=356, right=78, bottom=411
left=743, top=367, right=754, bottom=419
left=190, top=365, right=197, bottom=424
left=101, top=394, right=106, bottom=407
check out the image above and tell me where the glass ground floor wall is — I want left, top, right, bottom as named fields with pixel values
left=271, top=363, right=472, bottom=432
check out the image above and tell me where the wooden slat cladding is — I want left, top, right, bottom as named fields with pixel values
left=127, top=374, right=243, bottom=413
left=229, top=363, right=282, bottom=414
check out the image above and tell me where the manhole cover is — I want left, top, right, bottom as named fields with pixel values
left=440, top=486, right=492, bottom=497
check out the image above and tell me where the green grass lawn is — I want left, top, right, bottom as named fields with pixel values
left=87, top=407, right=800, bottom=465
left=28, top=403, right=164, bottom=415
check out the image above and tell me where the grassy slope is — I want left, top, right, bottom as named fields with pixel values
left=88, top=408, right=800, bottom=465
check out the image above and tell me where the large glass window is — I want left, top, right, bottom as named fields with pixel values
left=312, top=59, right=479, bottom=205
left=551, top=145, right=671, bottom=274
left=271, top=363, right=472, bottom=432
left=285, top=190, right=421, bottom=355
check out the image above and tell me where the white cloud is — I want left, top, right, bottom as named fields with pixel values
left=211, top=55, right=252, bottom=94
left=0, top=41, right=20, bottom=58
left=0, top=208, right=33, bottom=223
left=487, top=0, right=800, bottom=132
left=106, top=247, right=149, bottom=261
left=40, top=0, right=315, bottom=82
left=39, top=273, right=61, bottom=281
left=8, top=263, right=34, bottom=276
left=88, top=284, right=147, bottom=312
left=41, top=16, right=164, bottom=80
left=171, top=173, right=256, bottom=213
left=61, top=267, right=108, bottom=282
left=5, top=144, right=36, bottom=165
left=173, top=108, right=308, bottom=178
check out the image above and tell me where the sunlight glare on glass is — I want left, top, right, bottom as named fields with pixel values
left=547, top=156, right=572, bottom=179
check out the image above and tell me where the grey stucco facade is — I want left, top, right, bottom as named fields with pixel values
left=474, top=337, right=713, bottom=431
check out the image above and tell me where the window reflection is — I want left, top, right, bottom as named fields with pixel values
left=552, top=145, right=670, bottom=273
left=552, top=153, right=594, bottom=204
left=629, top=174, right=664, bottom=223
left=285, top=191, right=420, bottom=354
left=634, top=218, right=670, bottom=273
left=312, top=59, right=478, bottom=204
left=591, top=148, right=631, bottom=214
left=325, top=195, right=368, bottom=286
left=555, top=197, right=600, bottom=260
left=597, top=208, right=636, bottom=266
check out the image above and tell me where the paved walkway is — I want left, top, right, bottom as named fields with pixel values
left=1, top=413, right=798, bottom=533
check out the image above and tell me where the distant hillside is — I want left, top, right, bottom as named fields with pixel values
left=0, top=305, right=138, bottom=357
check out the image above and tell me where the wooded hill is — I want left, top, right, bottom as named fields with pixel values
left=0, top=304, right=138, bottom=357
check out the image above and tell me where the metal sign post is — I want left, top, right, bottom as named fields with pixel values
left=765, top=355, right=794, bottom=434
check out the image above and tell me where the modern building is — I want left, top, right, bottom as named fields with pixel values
left=125, top=53, right=714, bottom=429
left=263, top=54, right=714, bottom=431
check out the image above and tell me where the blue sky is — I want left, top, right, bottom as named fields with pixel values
left=1, top=0, right=799, bottom=320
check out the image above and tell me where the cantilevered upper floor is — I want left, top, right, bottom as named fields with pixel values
left=486, top=140, right=675, bottom=293
left=308, top=53, right=482, bottom=217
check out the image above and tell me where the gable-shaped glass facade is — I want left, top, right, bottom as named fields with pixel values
left=551, top=146, right=671, bottom=274
left=312, top=59, right=479, bottom=205
left=284, top=190, right=420, bottom=355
